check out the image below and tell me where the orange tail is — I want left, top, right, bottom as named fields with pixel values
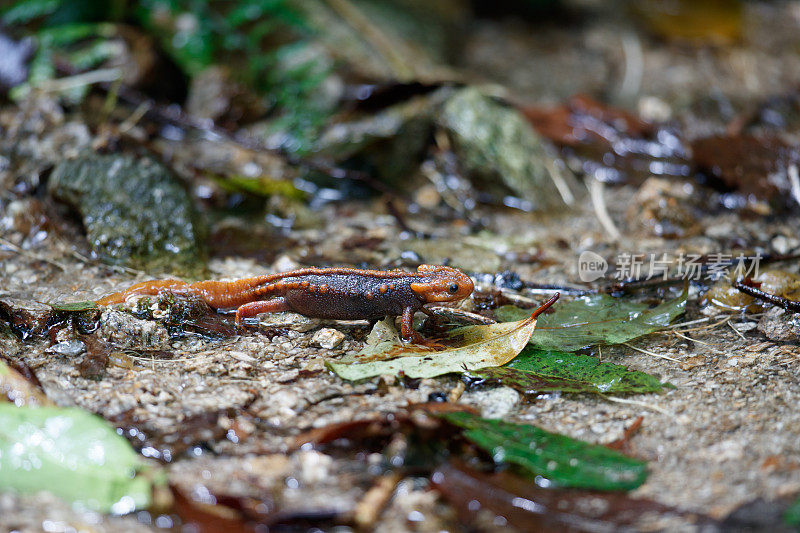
left=96, top=279, right=191, bottom=305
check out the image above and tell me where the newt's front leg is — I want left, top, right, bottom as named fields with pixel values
left=235, top=298, right=290, bottom=326
left=400, top=306, right=442, bottom=348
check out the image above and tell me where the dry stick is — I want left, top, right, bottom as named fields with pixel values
left=602, top=394, right=672, bottom=416
left=622, top=342, right=680, bottom=363
left=728, top=321, right=748, bottom=340
left=587, top=177, right=621, bottom=241
left=734, top=280, right=800, bottom=313
left=0, top=236, right=67, bottom=271
left=671, top=331, right=727, bottom=355
left=352, top=472, right=402, bottom=528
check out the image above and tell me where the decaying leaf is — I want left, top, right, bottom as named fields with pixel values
left=0, top=359, right=51, bottom=406
left=328, top=296, right=558, bottom=381
left=440, top=411, right=648, bottom=491
left=473, top=348, right=672, bottom=395
left=0, top=405, right=156, bottom=513
left=496, top=288, right=687, bottom=351
left=431, top=462, right=715, bottom=532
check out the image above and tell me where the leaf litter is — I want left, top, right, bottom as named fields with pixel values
left=328, top=294, right=559, bottom=380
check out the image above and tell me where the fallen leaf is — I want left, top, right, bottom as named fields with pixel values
left=328, top=296, right=557, bottom=381
left=431, top=462, right=716, bottom=532
left=0, top=404, right=156, bottom=513
left=473, top=348, right=672, bottom=395
left=786, top=497, right=800, bottom=528
left=496, top=289, right=686, bottom=351
left=108, top=407, right=244, bottom=462
left=0, top=359, right=51, bottom=406
left=523, top=94, right=691, bottom=185
left=691, top=134, right=800, bottom=207
left=439, top=411, right=648, bottom=491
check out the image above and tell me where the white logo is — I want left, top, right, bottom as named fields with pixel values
left=578, top=251, right=608, bottom=282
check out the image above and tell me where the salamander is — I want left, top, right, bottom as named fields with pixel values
left=96, top=264, right=475, bottom=344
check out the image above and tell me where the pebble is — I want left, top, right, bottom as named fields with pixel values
left=464, top=386, right=520, bottom=419
left=259, top=312, right=320, bottom=332
left=296, top=450, right=333, bottom=484
left=312, top=328, right=345, bottom=349
left=46, top=339, right=86, bottom=357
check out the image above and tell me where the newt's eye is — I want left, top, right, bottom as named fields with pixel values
left=448, top=283, right=459, bottom=294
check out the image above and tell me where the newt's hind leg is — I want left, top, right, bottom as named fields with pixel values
left=96, top=280, right=191, bottom=305
left=235, top=298, right=289, bottom=326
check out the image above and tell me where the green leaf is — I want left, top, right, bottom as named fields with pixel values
left=1, top=0, right=60, bottom=24
left=496, top=288, right=687, bottom=351
left=474, top=347, right=672, bottom=395
left=0, top=405, right=154, bottom=513
left=328, top=309, right=542, bottom=381
left=786, top=497, right=800, bottom=528
left=441, top=411, right=648, bottom=491
left=49, top=301, right=98, bottom=312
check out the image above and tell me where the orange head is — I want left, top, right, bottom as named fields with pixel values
left=410, top=264, right=474, bottom=303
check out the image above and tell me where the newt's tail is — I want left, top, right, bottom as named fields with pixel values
left=96, top=279, right=191, bottom=305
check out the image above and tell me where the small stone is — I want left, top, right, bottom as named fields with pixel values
left=228, top=351, right=257, bottom=363
left=47, top=339, right=86, bottom=357
left=626, top=177, right=701, bottom=238
left=771, top=235, right=794, bottom=255
left=272, top=254, right=301, bottom=274
left=97, top=309, right=170, bottom=348
left=295, top=450, right=333, bottom=484
left=463, top=386, right=520, bottom=419
left=758, top=307, right=800, bottom=342
left=312, top=328, right=345, bottom=349
left=258, top=312, right=320, bottom=332
left=730, top=321, right=757, bottom=333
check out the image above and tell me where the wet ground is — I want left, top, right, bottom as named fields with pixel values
left=2, top=1, right=800, bottom=532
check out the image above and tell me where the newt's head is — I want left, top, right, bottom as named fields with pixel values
left=411, top=265, right=474, bottom=303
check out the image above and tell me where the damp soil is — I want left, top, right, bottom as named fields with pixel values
left=2, top=2, right=800, bottom=532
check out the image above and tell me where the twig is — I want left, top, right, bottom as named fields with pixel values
left=734, top=279, right=800, bottom=313
left=622, top=342, right=680, bottom=362
left=543, top=154, right=575, bottom=206
left=727, top=321, right=747, bottom=340
left=324, top=0, right=414, bottom=80
left=602, top=395, right=673, bottom=415
left=24, top=68, right=122, bottom=95
left=587, top=178, right=621, bottom=241
left=789, top=163, right=800, bottom=208
left=352, top=473, right=402, bottom=528
left=0, top=236, right=67, bottom=271
left=619, top=32, right=644, bottom=101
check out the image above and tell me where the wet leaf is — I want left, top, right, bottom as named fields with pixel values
left=523, top=94, right=690, bottom=185
left=0, top=359, right=51, bottom=406
left=496, top=289, right=687, bottom=351
left=691, top=134, right=800, bottom=208
left=48, top=300, right=98, bottom=312
left=431, top=462, right=715, bottom=532
left=327, top=307, right=543, bottom=381
left=786, top=497, right=800, bottom=527
left=473, top=347, right=672, bottom=395
left=0, top=405, right=155, bottom=513
left=440, top=411, right=648, bottom=491
left=108, top=407, right=243, bottom=463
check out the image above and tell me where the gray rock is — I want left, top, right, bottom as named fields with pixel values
left=757, top=306, right=800, bottom=342
left=439, top=87, right=576, bottom=211
left=311, top=328, right=345, bottom=349
left=46, top=339, right=86, bottom=357
left=97, top=309, right=170, bottom=349
left=48, top=153, right=205, bottom=275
